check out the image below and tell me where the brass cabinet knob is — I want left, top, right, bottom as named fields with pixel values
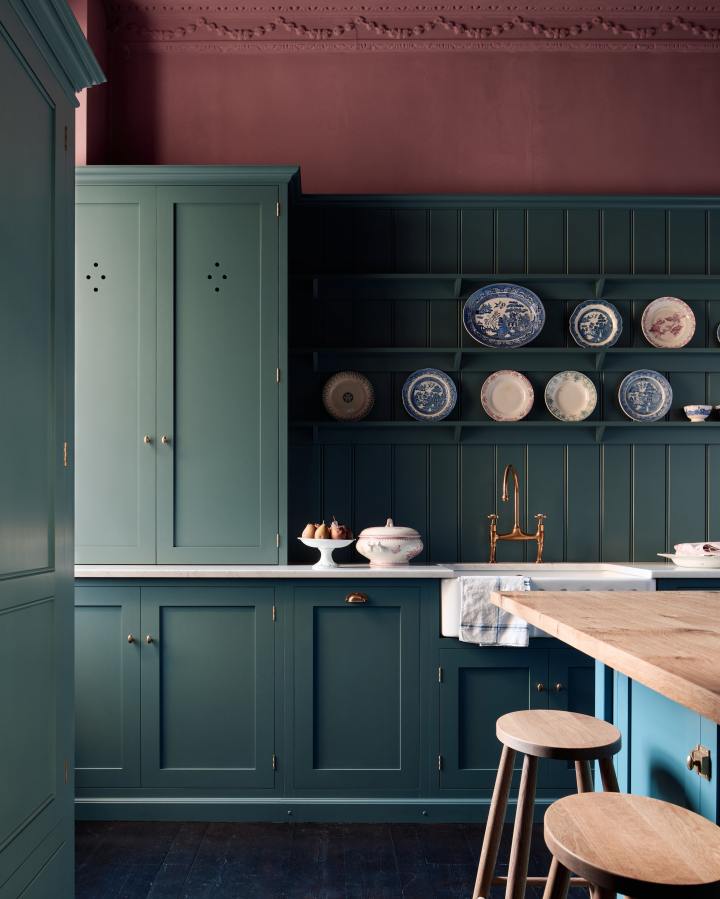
left=127, top=634, right=136, bottom=644
left=536, top=683, right=546, bottom=693
left=143, top=435, right=153, bottom=445
left=161, top=435, right=171, bottom=445
left=554, top=682, right=565, bottom=693
left=345, top=592, right=368, bottom=604
left=146, top=634, right=154, bottom=644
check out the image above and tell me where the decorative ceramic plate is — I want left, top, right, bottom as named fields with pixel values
left=641, top=297, right=695, bottom=348
left=569, top=300, right=623, bottom=348
left=544, top=371, right=597, bottom=422
left=322, top=371, right=375, bottom=421
left=402, top=368, right=457, bottom=421
left=463, top=283, right=545, bottom=348
left=481, top=370, right=534, bottom=421
left=716, top=322, right=720, bottom=345
left=618, top=369, right=673, bottom=422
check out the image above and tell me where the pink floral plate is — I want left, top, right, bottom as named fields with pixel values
left=481, top=370, right=534, bottom=421
left=641, top=296, right=695, bottom=349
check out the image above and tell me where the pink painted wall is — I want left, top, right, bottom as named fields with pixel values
left=87, top=3, right=720, bottom=193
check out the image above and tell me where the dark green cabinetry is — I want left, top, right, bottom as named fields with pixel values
left=75, top=578, right=594, bottom=821
left=438, top=643, right=593, bottom=792
left=75, top=168, right=297, bottom=565
left=292, top=584, right=421, bottom=793
left=141, top=586, right=276, bottom=789
left=75, top=587, right=141, bottom=789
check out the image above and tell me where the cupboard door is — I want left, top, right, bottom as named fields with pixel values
left=293, top=585, right=421, bottom=792
left=541, top=646, right=596, bottom=789
left=438, top=646, right=548, bottom=790
left=75, top=186, right=157, bottom=563
left=75, top=587, right=141, bottom=788
left=156, top=187, right=281, bottom=563
left=140, top=586, right=275, bottom=789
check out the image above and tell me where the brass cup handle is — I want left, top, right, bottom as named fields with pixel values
left=345, top=592, right=368, bottom=604
left=128, top=634, right=136, bottom=644
left=536, top=683, right=546, bottom=693
left=146, top=634, right=154, bottom=644
left=161, top=435, right=171, bottom=446
left=143, top=435, right=153, bottom=445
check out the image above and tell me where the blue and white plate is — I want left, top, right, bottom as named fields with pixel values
left=618, top=369, right=673, bottom=422
left=463, top=283, right=545, bottom=348
left=569, top=300, right=623, bottom=348
left=402, top=369, right=457, bottom=421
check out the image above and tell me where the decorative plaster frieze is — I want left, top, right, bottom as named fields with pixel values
left=106, top=1, right=720, bottom=50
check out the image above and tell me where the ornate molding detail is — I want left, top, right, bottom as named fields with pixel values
left=107, top=1, right=720, bottom=51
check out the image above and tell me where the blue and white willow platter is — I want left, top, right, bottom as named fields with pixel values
left=569, top=300, right=623, bottom=348
left=618, top=369, right=673, bottom=422
left=402, top=368, right=457, bottom=421
left=463, top=283, right=545, bottom=348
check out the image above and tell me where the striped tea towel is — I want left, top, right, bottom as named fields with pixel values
left=459, top=575, right=531, bottom=646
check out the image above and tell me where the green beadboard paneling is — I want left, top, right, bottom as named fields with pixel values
left=602, top=208, right=632, bottom=274
left=289, top=195, right=720, bottom=565
left=460, top=209, right=494, bottom=273
left=602, top=445, right=632, bottom=561
left=668, top=209, right=707, bottom=274
left=527, top=209, right=565, bottom=274
left=567, top=209, right=600, bottom=274
left=709, top=445, right=720, bottom=540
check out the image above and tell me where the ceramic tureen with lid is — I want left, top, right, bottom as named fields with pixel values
left=355, top=519, right=423, bottom=568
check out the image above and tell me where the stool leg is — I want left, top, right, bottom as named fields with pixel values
left=505, top=754, right=538, bottom=899
left=575, top=760, right=593, bottom=793
left=472, top=744, right=517, bottom=899
left=598, top=757, right=619, bottom=792
left=542, top=856, right=571, bottom=899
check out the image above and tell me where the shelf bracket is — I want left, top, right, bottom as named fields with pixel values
left=453, top=276, right=462, bottom=299
left=312, top=351, right=319, bottom=373
left=594, top=277, right=606, bottom=299
left=453, top=424, right=462, bottom=443
left=312, top=277, right=319, bottom=301
left=452, top=350, right=462, bottom=371
left=595, top=424, right=606, bottom=444
left=595, top=351, right=606, bottom=372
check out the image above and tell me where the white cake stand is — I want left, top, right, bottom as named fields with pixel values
left=298, top=537, right=355, bottom=569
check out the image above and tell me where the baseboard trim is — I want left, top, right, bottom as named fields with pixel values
left=75, top=796, right=560, bottom=823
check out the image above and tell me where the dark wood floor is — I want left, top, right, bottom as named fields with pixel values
left=75, top=821, right=588, bottom=898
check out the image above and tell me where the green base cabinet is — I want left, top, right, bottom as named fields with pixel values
left=438, top=643, right=594, bottom=794
left=290, top=583, right=424, bottom=794
left=75, top=167, right=298, bottom=565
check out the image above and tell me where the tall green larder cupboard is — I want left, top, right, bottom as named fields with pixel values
left=75, top=167, right=297, bottom=564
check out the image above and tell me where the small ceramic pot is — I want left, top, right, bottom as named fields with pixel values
left=684, top=404, right=713, bottom=422
left=356, top=518, right=423, bottom=568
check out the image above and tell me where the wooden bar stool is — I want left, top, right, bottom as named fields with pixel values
left=542, top=791, right=720, bottom=898
left=472, top=709, right=622, bottom=899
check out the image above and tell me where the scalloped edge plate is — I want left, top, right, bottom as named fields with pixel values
left=402, top=368, right=457, bottom=421
left=545, top=371, right=597, bottom=422
left=569, top=300, right=623, bottom=348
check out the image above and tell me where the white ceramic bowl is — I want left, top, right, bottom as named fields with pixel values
left=657, top=552, right=720, bottom=569
left=683, top=404, right=712, bottom=422
left=298, top=537, right=355, bottom=569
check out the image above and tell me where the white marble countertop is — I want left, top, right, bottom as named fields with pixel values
left=74, top=564, right=456, bottom=579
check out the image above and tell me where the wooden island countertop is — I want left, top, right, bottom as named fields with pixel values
left=492, top=590, right=720, bottom=723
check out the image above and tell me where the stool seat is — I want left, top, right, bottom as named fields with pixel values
left=496, top=710, right=622, bottom=760
left=544, top=792, right=720, bottom=898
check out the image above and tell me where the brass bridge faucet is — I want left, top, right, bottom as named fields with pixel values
left=488, top=464, right=546, bottom=563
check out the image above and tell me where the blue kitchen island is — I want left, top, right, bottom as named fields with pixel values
left=492, top=588, right=720, bottom=822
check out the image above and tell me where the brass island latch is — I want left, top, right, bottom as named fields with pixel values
left=687, top=745, right=712, bottom=780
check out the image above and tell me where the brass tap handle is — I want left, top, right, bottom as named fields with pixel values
left=488, top=513, right=499, bottom=521
left=345, top=592, right=368, bottom=604
left=127, top=634, right=136, bottom=644
left=535, top=513, right=547, bottom=523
